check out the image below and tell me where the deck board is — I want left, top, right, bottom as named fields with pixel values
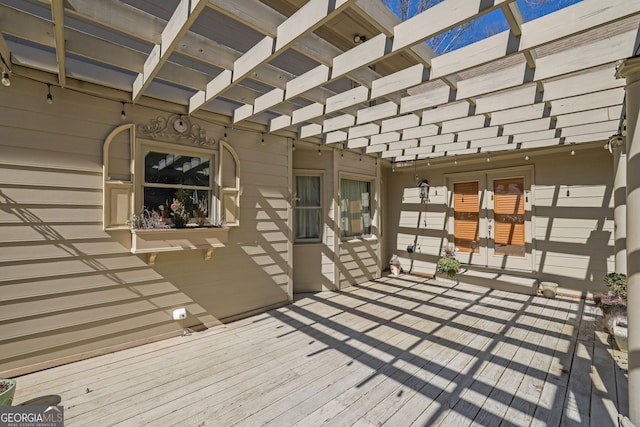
left=12, top=275, right=628, bottom=427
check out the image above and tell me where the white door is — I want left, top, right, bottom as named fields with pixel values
left=447, top=166, right=533, bottom=271
left=486, top=169, right=533, bottom=271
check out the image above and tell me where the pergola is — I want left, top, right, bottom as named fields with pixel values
left=2, top=0, right=640, bottom=422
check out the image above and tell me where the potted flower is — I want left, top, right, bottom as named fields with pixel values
left=436, top=245, right=461, bottom=280
left=0, top=379, right=16, bottom=406
left=594, top=272, right=627, bottom=350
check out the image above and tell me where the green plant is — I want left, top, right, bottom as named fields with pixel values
left=604, top=272, right=627, bottom=299
left=437, top=257, right=461, bottom=279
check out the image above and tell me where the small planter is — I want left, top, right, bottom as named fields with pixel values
left=0, top=379, right=16, bottom=406
left=613, top=322, right=628, bottom=352
left=540, top=282, right=558, bottom=298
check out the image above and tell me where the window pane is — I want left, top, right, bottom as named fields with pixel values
left=144, top=151, right=210, bottom=187
left=340, top=179, right=371, bottom=238
left=295, top=175, right=321, bottom=240
left=296, top=176, right=320, bottom=207
left=143, top=188, right=209, bottom=223
left=295, top=209, right=321, bottom=239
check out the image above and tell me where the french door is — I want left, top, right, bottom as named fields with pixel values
left=447, top=166, right=533, bottom=271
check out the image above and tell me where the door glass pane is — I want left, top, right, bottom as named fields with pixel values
left=454, top=182, right=479, bottom=253
left=493, top=178, right=525, bottom=257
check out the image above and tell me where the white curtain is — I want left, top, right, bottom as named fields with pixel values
left=295, top=176, right=321, bottom=240
left=340, top=179, right=371, bottom=237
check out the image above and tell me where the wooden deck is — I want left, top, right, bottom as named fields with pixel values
left=12, top=275, right=628, bottom=426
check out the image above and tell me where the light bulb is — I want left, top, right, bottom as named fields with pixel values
left=454, top=156, right=457, bottom=165
left=427, top=158, right=430, bottom=166
left=1, top=71, right=10, bottom=87
left=486, top=153, right=491, bottom=162
left=120, top=102, right=126, bottom=120
left=261, top=133, right=265, bottom=145
left=292, top=144, right=296, bottom=151
left=46, top=84, right=53, bottom=104
left=525, top=150, right=529, bottom=161
left=571, top=147, right=576, bottom=156
left=318, top=148, right=322, bottom=156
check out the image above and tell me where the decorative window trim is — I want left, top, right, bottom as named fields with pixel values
left=219, top=140, right=241, bottom=227
left=103, top=117, right=241, bottom=262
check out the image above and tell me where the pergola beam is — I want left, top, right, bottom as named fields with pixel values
left=267, top=0, right=638, bottom=143
left=51, top=0, right=66, bottom=87
left=132, top=0, right=208, bottom=103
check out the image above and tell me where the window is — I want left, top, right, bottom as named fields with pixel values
left=140, top=143, right=214, bottom=227
left=340, top=178, right=371, bottom=238
left=294, top=175, right=321, bottom=241
left=103, top=118, right=241, bottom=231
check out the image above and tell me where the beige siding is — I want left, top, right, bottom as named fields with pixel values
left=383, top=144, right=614, bottom=292
left=0, top=79, right=291, bottom=376
left=292, top=149, right=381, bottom=291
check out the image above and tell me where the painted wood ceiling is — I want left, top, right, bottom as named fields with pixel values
left=1, top=0, right=638, bottom=164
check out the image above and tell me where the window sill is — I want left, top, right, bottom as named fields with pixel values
left=131, top=226, right=229, bottom=265
left=341, top=235, right=377, bottom=243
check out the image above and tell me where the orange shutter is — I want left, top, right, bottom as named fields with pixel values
left=493, top=178, right=525, bottom=256
left=454, top=182, right=479, bottom=253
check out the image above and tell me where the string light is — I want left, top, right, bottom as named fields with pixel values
left=525, top=149, right=529, bottom=161
left=46, top=84, right=53, bottom=104
left=224, top=126, right=227, bottom=138
left=570, top=144, right=576, bottom=156
left=454, top=156, right=457, bottom=165
left=120, top=102, right=126, bottom=120
left=261, top=133, right=265, bottom=145
left=486, top=152, right=491, bottom=162
left=317, top=148, right=322, bottom=156
left=427, top=158, right=430, bottom=166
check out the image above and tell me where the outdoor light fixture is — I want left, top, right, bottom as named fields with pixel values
left=454, top=156, right=457, bottom=165
left=261, top=133, right=265, bottom=145
left=486, top=153, right=491, bottom=162
left=525, top=149, right=529, bottom=161
left=317, top=148, right=321, bottom=156
left=46, top=84, right=53, bottom=104
left=570, top=144, right=576, bottom=156
left=427, top=158, right=430, bottom=166
left=353, top=34, right=366, bottom=43
left=417, top=179, right=430, bottom=200
left=1, top=66, right=9, bottom=87
left=120, top=102, right=126, bottom=120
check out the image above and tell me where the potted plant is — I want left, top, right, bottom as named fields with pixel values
left=594, top=272, right=627, bottom=350
left=436, top=245, right=461, bottom=280
left=0, top=379, right=16, bottom=406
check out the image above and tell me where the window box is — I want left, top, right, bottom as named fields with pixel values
left=131, top=226, right=229, bottom=265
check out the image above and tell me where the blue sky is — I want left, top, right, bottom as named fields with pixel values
left=385, top=0, right=583, bottom=53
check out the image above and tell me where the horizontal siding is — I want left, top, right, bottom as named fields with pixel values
left=0, top=78, right=292, bottom=376
left=384, top=145, right=614, bottom=292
